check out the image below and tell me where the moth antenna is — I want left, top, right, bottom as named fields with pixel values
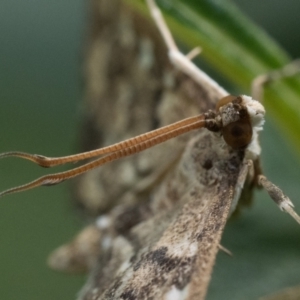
left=186, top=47, right=202, bottom=61
left=258, top=175, right=300, bottom=225
left=0, top=118, right=205, bottom=198
left=146, top=0, right=227, bottom=96
left=251, top=58, right=300, bottom=102
left=146, top=0, right=178, bottom=52
left=0, top=115, right=203, bottom=168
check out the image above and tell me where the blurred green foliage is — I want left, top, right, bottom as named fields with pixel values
left=127, top=0, right=300, bottom=155
left=127, top=0, right=300, bottom=299
left=0, top=0, right=300, bottom=300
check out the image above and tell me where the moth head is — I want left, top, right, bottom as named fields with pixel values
left=216, top=95, right=265, bottom=149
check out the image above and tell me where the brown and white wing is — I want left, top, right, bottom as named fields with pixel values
left=73, top=1, right=245, bottom=299
left=78, top=132, right=244, bottom=300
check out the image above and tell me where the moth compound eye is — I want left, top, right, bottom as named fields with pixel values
left=216, top=95, right=253, bottom=149
left=216, top=95, right=237, bottom=111
left=222, top=120, right=252, bottom=149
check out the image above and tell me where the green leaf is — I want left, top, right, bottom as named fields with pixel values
left=124, top=0, right=300, bottom=155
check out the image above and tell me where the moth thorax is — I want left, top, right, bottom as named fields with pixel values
left=217, top=95, right=253, bottom=149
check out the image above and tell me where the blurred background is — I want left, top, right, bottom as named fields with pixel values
left=0, top=0, right=300, bottom=299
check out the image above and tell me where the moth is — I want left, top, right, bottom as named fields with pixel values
left=1, top=0, right=300, bottom=299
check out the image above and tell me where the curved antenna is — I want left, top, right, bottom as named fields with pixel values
left=0, top=117, right=206, bottom=198
left=0, top=115, right=204, bottom=168
left=251, top=59, right=300, bottom=102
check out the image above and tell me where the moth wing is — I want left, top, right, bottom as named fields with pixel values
left=78, top=170, right=238, bottom=300
left=76, top=127, right=246, bottom=300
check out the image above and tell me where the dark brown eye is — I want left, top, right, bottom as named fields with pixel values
left=216, top=94, right=253, bottom=149
left=222, top=120, right=252, bottom=149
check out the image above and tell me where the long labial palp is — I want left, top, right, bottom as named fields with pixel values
left=0, top=115, right=206, bottom=197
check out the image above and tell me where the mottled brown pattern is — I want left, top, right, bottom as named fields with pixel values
left=51, top=0, right=251, bottom=299
left=48, top=225, right=102, bottom=273
left=76, top=129, right=244, bottom=299
left=73, top=0, right=219, bottom=217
